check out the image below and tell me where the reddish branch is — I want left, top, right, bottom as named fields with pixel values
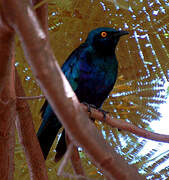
left=32, top=0, right=48, bottom=35
left=81, top=104, right=169, bottom=143
left=1, top=0, right=143, bottom=179
left=15, top=71, right=48, bottom=180
left=0, top=12, right=16, bottom=180
left=14, top=1, right=48, bottom=179
left=70, top=145, right=86, bottom=180
left=66, top=134, right=86, bottom=180
left=16, top=95, right=169, bottom=144
left=55, top=132, right=86, bottom=179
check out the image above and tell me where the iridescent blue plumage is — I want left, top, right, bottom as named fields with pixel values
left=37, top=27, right=128, bottom=160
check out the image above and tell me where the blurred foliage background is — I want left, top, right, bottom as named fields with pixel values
left=14, top=0, right=169, bottom=179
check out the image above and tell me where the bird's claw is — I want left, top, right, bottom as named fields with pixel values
left=82, top=102, right=108, bottom=121
left=82, top=102, right=96, bottom=122
left=82, top=102, right=96, bottom=113
left=98, top=108, right=109, bottom=121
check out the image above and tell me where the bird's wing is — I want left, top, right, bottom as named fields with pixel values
left=61, top=43, right=89, bottom=91
left=40, top=99, right=48, bottom=117
left=40, top=43, right=89, bottom=115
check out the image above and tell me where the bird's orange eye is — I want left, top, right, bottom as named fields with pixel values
left=101, top=31, right=107, bottom=38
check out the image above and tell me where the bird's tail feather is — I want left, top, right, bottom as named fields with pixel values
left=55, top=129, right=67, bottom=162
left=37, top=117, right=62, bottom=159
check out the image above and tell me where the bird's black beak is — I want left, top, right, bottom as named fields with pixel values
left=113, top=30, right=129, bottom=37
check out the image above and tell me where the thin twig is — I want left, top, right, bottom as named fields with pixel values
left=17, top=95, right=45, bottom=100
left=59, top=172, right=94, bottom=180
left=57, top=143, right=73, bottom=176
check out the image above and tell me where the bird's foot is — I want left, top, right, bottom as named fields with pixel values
left=98, top=108, right=109, bottom=121
left=82, top=102, right=96, bottom=113
left=82, top=102, right=108, bottom=121
left=82, top=102, right=97, bottom=122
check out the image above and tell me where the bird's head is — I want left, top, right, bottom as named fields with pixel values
left=86, top=27, right=129, bottom=55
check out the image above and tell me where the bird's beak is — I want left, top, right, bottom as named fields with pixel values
left=113, top=30, right=129, bottom=37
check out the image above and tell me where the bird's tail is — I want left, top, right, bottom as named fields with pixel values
left=37, top=116, right=62, bottom=159
left=37, top=100, right=67, bottom=160
left=55, top=129, right=67, bottom=162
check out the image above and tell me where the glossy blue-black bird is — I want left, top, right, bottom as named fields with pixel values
left=37, top=27, right=128, bottom=160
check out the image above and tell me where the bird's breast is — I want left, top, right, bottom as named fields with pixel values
left=79, top=57, right=117, bottom=89
left=75, top=59, right=118, bottom=107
